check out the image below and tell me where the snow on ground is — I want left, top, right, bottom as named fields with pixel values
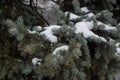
left=32, top=57, right=42, bottom=65
left=40, top=25, right=61, bottom=43
left=52, top=45, right=69, bottom=55
left=81, top=7, right=89, bottom=13
left=75, top=21, right=106, bottom=42
left=65, top=12, right=80, bottom=20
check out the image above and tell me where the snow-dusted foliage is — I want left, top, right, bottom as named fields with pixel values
left=52, top=45, right=69, bottom=55
left=75, top=21, right=106, bottom=42
left=32, top=57, right=42, bottom=65
left=65, top=12, right=80, bottom=20
left=81, top=7, right=89, bottom=13
left=1, top=0, right=120, bottom=80
left=40, top=25, right=61, bottom=43
left=116, top=43, right=120, bottom=53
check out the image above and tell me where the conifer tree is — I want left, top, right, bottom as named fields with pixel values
left=0, top=0, right=120, bottom=80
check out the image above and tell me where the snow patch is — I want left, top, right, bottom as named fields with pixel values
left=118, top=23, right=120, bottom=26
left=27, top=29, right=36, bottom=34
left=75, top=21, right=106, bottom=42
left=75, top=21, right=94, bottom=34
left=117, top=48, right=120, bottom=53
left=82, top=13, right=95, bottom=21
left=65, top=12, right=80, bottom=20
left=53, top=45, right=69, bottom=55
left=33, top=26, right=42, bottom=31
left=32, top=57, right=42, bottom=65
left=116, top=43, right=120, bottom=53
left=100, top=37, right=107, bottom=42
left=40, top=25, right=61, bottom=43
left=104, top=25, right=116, bottom=30
left=86, top=13, right=95, bottom=17
left=97, top=22, right=116, bottom=30
left=81, top=7, right=89, bottom=13
left=116, top=43, right=120, bottom=47
left=97, top=22, right=104, bottom=25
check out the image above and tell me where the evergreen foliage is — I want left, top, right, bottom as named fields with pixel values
left=0, top=0, right=120, bottom=80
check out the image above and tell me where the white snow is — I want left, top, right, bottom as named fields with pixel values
left=82, top=13, right=95, bottom=21
left=75, top=21, right=106, bottom=42
left=118, top=23, right=120, bottom=26
left=117, top=48, right=120, bottom=53
left=116, top=43, right=120, bottom=53
left=104, top=25, right=116, bottom=30
left=27, top=29, right=36, bottom=34
left=97, top=22, right=116, bottom=30
left=33, top=26, right=42, bottom=31
left=40, top=25, right=61, bottom=43
left=53, top=45, right=69, bottom=55
left=32, top=57, right=42, bottom=65
left=97, top=21, right=104, bottom=25
left=81, top=7, right=89, bottom=13
left=75, top=21, right=94, bottom=34
left=116, top=43, right=120, bottom=47
left=100, top=37, right=107, bottom=42
left=65, top=12, right=80, bottom=20
left=86, top=13, right=95, bottom=17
